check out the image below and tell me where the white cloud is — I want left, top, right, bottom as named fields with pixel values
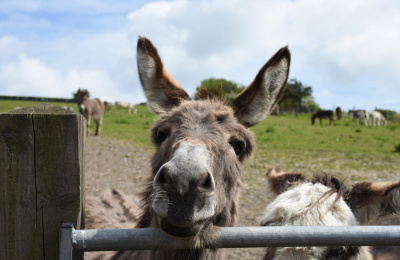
left=125, top=0, right=400, bottom=111
left=1, top=55, right=60, bottom=96
left=0, top=55, right=117, bottom=100
left=1, top=0, right=400, bottom=112
left=0, top=36, right=26, bottom=62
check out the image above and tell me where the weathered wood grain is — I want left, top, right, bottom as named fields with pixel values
left=0, top=104, right=85, bottom=260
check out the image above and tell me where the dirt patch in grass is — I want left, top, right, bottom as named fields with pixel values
left=84, top=136, right=399, bottom=260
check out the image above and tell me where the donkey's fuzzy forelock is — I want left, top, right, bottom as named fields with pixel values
left=194, top=86, right=226, bottom=103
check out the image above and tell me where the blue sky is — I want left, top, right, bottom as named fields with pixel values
left=1, top=0, right=400, bottom=112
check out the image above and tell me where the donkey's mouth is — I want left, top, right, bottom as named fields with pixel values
left=159, top=218, right=204, bottom=239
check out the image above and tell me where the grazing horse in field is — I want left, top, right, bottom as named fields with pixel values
left=348, top=109, right=369, bottom=126
left=260, top=167, right=400, bottom=260
left=336, top=106, right=342, bottom=120
left=369, top=110, right=387, bottom=127
left=116, top=101, right=137, bottom=115
left=76, top=89, right=104, bottom=136
left=311, top=110, right=335, bottom=125
left=85, top=36, right=291, bottom=260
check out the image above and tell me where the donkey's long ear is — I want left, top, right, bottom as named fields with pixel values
left=344, top=181, right=400, bottom=225
left=265, top=167, right=305, bottom=201
left=137, top=36, right=191, bottom=114
left=232, top=47, right=290, bottom=127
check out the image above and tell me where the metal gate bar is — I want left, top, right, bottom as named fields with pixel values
left=59, top=223, right=400, bottom=260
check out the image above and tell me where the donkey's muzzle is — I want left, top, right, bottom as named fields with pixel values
left=152, top=141, right=216, bottom=237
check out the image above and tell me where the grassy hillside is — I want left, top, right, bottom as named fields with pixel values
left=2, top=100, right=399, bottom=182
left=248, top=113, right=399, bottom=182
left=0, top=100, right=76, bottom=112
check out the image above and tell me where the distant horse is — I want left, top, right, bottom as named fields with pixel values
left=336, top=106, right=342, bottom=120
left=115, top=101, right=137, bottom=115
left=76, top=89, right=104, bottom=136
left=311, top=110, right=335, bottom=125
left=103, top=101, right=112, bottom=113
left=348, top=109, right=369, bottom=126
left=369, top=110, right=387, bottom=127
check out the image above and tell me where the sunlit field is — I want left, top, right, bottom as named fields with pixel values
left=2, top=100, right=399, bottom=184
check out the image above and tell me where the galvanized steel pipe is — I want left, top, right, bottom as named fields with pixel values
left=70, top=225, right=400, bottom=252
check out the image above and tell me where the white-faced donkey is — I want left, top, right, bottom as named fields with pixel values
left=260, top=167, right=400, bottom=260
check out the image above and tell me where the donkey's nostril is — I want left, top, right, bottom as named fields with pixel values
left=154, top=166, right=167, bottom=186
left=202, top=174, right=212, bottom=189
left=200, top=172, right=215, bottom=196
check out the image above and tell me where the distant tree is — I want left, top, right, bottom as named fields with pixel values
left=195, top=78, right=245, bottom=103
left=279, top=79, right=313, bottom=113
left=195, top=77, right=318, bottom=113
left=301, top=96, right=320, bottom=113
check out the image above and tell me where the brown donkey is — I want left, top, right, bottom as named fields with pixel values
left=85, top=36, right=290, bottom=259
left=76, top=89, right=104, bottom=136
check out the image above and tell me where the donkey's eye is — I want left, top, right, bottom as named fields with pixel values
left=156, top=129, right=170, bottom=143
left=229, top=140, right=246, bottom=155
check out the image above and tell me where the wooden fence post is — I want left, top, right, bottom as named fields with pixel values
left=0, top=104, right=85, bottom=260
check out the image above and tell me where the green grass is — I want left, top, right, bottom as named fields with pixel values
left=0, top=100, right=77, bottom=112
left=100, top=105, right=156, bottom=146
left=247, top=113, right=400, bottom=182
left=2, top=100, right=399, bottom=182
left=395, top=144, right=400, bottom=153
left=0, top=100, right=157, bottom=148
